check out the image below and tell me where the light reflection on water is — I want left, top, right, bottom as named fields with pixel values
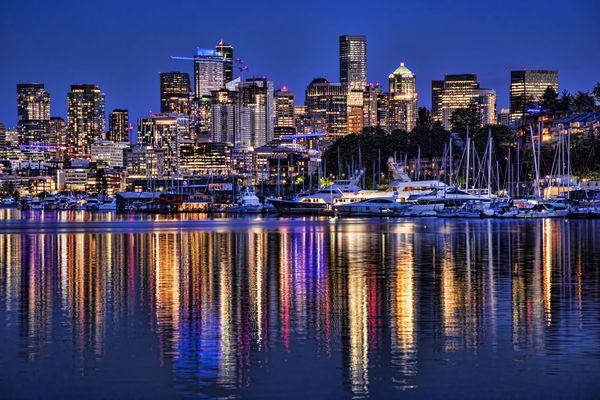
left=1, top=214, right=600, bottom=398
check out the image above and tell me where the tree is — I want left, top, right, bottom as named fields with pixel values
left=416, top=107, right=432, bottom=129
left=410, top=124, right=451, bottom=159
left=449, top=103, right=482, bottom=138
left=558, top=90, right=573, bottom=113
left=573, top=91, right=595, bottom=113
left=540, top=86, right=559, bottom=113
left=592, top=82, right=600, bottom=104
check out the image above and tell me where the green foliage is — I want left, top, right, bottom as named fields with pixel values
left=540, top=87, right=559, bottom=112
left=573, top=91, right=596, bottom=113
left=449, top=103, right=482, bottom=138
left=593, top=83, right=600, bottom=103
left=416, top=107, right=432, bottom=129
left=571, top=128, right=600, bottom=178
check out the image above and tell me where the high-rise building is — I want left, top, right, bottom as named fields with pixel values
left=137, top=113, right=189, bottom=175
left=305, top=78, right=348, bottom=137
left=160, top=72, right=191, bottom=115
left=211, top=88, right=238, bottom=144
left=194, top=48, right=225, bottom=98
left=67, top=84, right=106, bottom=156
left=108, top=109, right=129, bottom=142
left=431, top=74, right=494, bottom=130
left=238, top=77, right=275, bottom=148
left=48, top=116, right=67, bottom=147
left=388, top=62, right=418, bottom=132
left=274, top=87, right=296, bottom=139
left=215, top=41, right=234, bottom=83
left=16, top=83, right=51, bottom=145
left=339, top=35, right=367, bottom=91
left=509, top=70, right=558, bottom=123
left=363, top=83, right=382, bottom=129
left=190, top=96, right=212, bottom=140
left=474, top=88, right=497, bottom=126
left=0, top=122, right=6, bottom=147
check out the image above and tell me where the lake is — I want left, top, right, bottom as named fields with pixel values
left=1, top=210, right=599, bottom=399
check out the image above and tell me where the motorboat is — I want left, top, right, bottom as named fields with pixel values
left=1, top=196, right=16, bottom=208
left=334, top=197, right=400, bottom=216
left=515, top=203, right=570, bottom=218
left=226, top=188, right=263, bottom=214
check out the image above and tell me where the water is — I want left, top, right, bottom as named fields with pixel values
left=1, top=210, right=600, bottom=399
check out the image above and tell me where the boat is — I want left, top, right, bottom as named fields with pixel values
left=334, top=197, right=400, bottom=216
left=268, top=174, right=362, bottom=214
left=42, top=196, right=59, bottom=210
left=515, top=203, right=570, bottom=218
left=1, top=196, right=17, bottom=208
left=437, top=200, right=485, bottom=218
left=30, top=197, right=43, bottom=210
left=226, top=188, right=263, bottom=214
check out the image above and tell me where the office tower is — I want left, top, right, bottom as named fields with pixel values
left=137, top=113, right=189, bottom=175
left=376, top=92, right=390, bottom=130
left=274, top=87, right=296, bottom=139
left=305, top=78, right=348, bottom=137
left=363, top=83, right=382, bottom=128
left=160, top=72, right=191, bottom=114
left=211, top=88, right=238, bottom=143
left=190, top=96, right=212, bottom=140
left=387, top=62, right=418, bottom=132
left=16, top=83, right=51, bottom=144
left=509, top=70, right=558, bottom=123
left=347, top=89, right=364, bottom=134
left=67, top=84, right=106, bottom=155
left=431, top=80, right=444, bottom=124
left=47, top=116, right=67, bottom=147
left=108, top=109, right=130, bottom=142
left=474, top=88, right=497, bottom=125
left=215, top=41, right=234, bottom=83
left=339, top=35, right=367, bottom=91
left=238, top=77, right=275, bottom=147
left=194, top=48, right=225, bottom=98
left=431, top=74, right=494, bottom=130
left=497, top=108, right=511, bottom=126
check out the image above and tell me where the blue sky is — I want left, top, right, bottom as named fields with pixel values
left=0, top=0, right=598, bottom=127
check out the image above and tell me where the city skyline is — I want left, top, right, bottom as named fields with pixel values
left=1, top=0, right=598, bottom=127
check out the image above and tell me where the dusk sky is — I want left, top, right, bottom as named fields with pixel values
left=1, top=0, right=598, bottom=127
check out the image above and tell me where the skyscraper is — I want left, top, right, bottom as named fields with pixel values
left=160, top=72, right=191, bottom=115
left=137, top=113, right=189, bottom=175
left=194, top=48, right=225, bottom=98
left=305, top=78, right=348, bottom=137
left=67, top=84, right=106, bottom=156
left=238, top=77, right=275, bottom=147
left=339, top=35, right=367, bottom=91
left=363, top=83, right=382, bottom=129
left=387, top=62, right=418, bottom=132
left=474, top=88, right=497, bottom=126
left=108, top=109, right=129, bottom=142
left=210, top=88, right=238, bottom=144
left=16, top=83, right=50, bottom=145
left=49, top=116, right=67, bottom=147
left=509, top=70, right=558, bottom=123
left=274, top=87, right=296, bottom=139
left=215, top=41, right=234, bottom=83
left=431, top=74, right=494, bottom=130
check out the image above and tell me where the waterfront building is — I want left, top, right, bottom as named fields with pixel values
left=510, top=70, right=558, bottom=124
left=125, top=144, right=164, bottom=176
left=194, top=48, right=225, bottom=98
left=67, top=84, right=106, bottom=156
left=339, top=35, right=367, bottom=91
left=108, top=109, right=129, bottom=142
left=16, top=83, right=50, bottom=145
left=91, top=140, right=130, bottom=168
left=305, top=78, right=348, bottom=137
left=388, top=62, right=418, bottom=132
left=137, top=113, right=189, bottom=175
left=179, top=141, right=231, bottom=176
left=215, top=41, right=234, bottom=83
left=274, top=87, right=296, bottom=139
left=160, top=72, right=191, bottom=115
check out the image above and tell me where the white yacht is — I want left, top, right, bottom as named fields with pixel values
left=226, top=188, right=263, bottom=214
left=268, top=175, right=362, bottom=213
left=334, top=197, right=400, bottom=216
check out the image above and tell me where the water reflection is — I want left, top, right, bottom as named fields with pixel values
left=1, top=218, right=600, bottom=398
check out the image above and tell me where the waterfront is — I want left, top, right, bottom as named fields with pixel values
left=1, top=213, right=600, bottom=398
